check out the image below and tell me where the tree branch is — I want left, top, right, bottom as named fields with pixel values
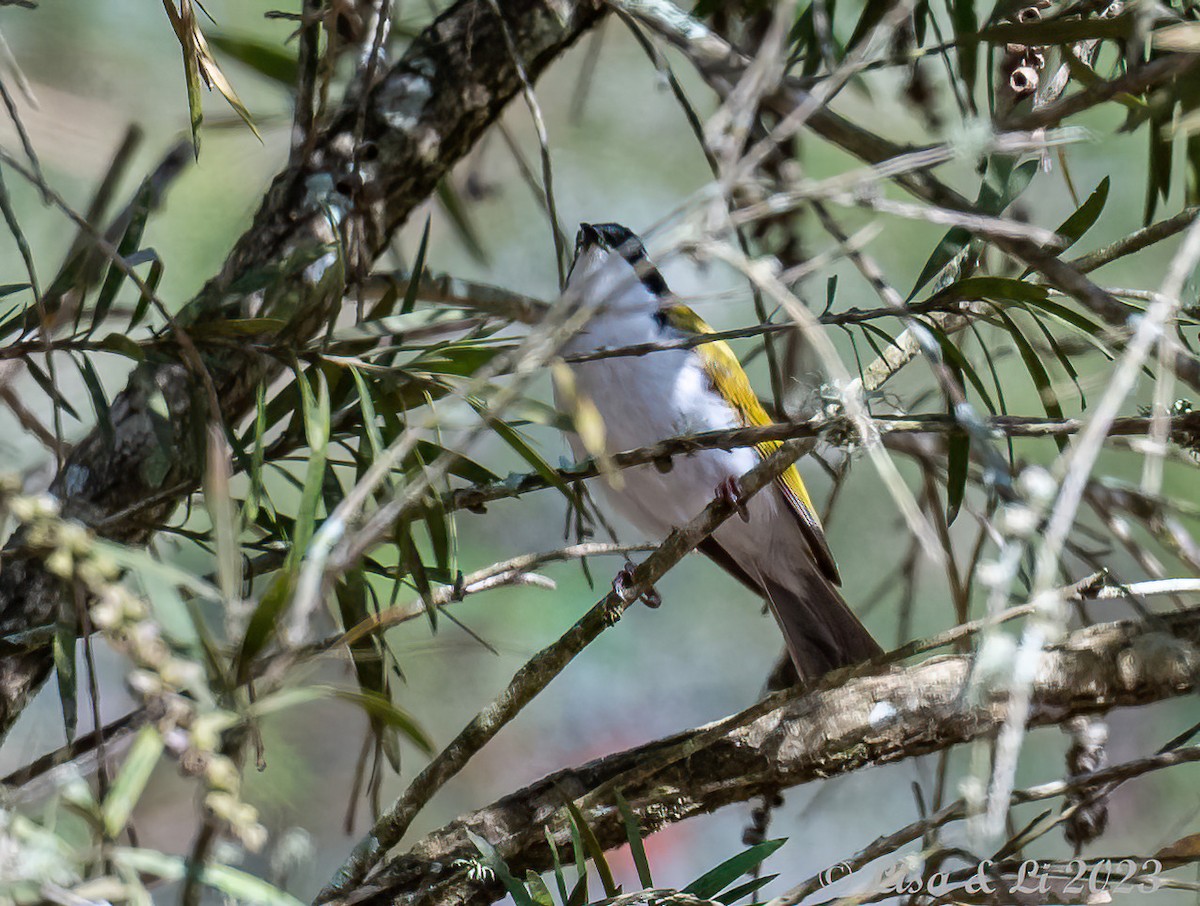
left=0, top=0, right=605, bottom=738
left=343, top=607, right=1200, bottom=906
left=445, top=412, right=1200, bottom=516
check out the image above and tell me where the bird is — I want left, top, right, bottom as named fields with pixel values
left=555, top=222, right=882, bottom=683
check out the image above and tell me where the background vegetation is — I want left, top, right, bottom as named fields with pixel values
left=0, top=0, right=1199, bottom=904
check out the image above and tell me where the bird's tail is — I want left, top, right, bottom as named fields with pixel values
left=760, top=568, right=882, bottom=685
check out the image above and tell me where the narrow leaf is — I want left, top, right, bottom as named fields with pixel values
left=52, top=621, right=77, bottom=744
left=75, top=355, right=114, bottom=446
left=467, top=831, right=536, bottom=906
left=292, top=367, right=330, bottom=561
left=114, top=848, right=306, bottom=906
left=401, top=216, right=432, bottom=316
left=102, top=726, right=164, bottom=838
left=994, top=309, right=1067, bottom=450
left=563, top=800, right=618, bottom=897
left=209, top=32, right=298, bottom=85
left=204, top=425, right=242, bottom=605
left=615, top=791, right=653, bottom=889
left=683, top=839, right=787, bottom=900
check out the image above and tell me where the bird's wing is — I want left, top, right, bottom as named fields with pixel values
left=661, top=303, right=842, bottom=586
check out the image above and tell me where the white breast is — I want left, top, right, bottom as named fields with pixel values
left=559, top=309, right=761, bottom=539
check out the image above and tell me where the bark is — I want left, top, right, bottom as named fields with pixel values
left=0, top=0, right=605, bottom=737
left=343, top=608, right=1200, bottom=906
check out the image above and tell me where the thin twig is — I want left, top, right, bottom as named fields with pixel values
left=318, top=437, right=816, bottom=901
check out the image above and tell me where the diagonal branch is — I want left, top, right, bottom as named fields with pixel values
left=346, top=607, right=1200, bottom=906
left=0, top=0, right=606, bottom=739
left=319, top=437, right=816, bottom=900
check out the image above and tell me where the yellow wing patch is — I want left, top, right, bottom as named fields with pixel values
left=661, top=304, right=841, bottom=585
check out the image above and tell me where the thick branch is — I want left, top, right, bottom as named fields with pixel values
left=0, top=0, right=604, bottom=737
left=354, top=608, right=1200, bottom=906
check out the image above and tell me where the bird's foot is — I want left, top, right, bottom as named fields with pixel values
left=612, top=559, right=662, bottom=609
left=716, top=476, right=750, bottom=523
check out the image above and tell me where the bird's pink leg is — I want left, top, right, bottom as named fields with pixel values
left=612, top=559, right=662, bottom=608
left=716, top=475, right=751, bottom=523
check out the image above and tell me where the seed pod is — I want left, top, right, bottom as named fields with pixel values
left=1010, top=64, right=1040, bottom=97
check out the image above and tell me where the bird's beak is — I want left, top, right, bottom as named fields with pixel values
left=576, top=222, right=601, bottom=254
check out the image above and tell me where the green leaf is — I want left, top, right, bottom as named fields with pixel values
left=946, top=401, right=969, bottom=524
left=1053, top=176, right=1109, bottom=250
left=683, top=839, right=787, bottom=900
left=615, top=791, right=653, bottom=889
left=566, top=813, right=589, bottom=906
left=909, top=158, right=1037, bottom=298
left=545, top=828, right=570, bottom=905
left=952, top=0, right=979, bottom=111
left=418, top=344, right=504, bottom=377
left=102, top=726, right=164, bottom=838
left=932, top=275, right=1048, bottom=306
left=1020, top=177, right=1109, bottom=279
left=75, top=354, right=114, bottom=446
left=910, top=230, right=971, bottom=301
left=467, top=831, right=536, bottom=906
left=244, top=382, right=269, bottom=524
left=1018, top=296, right=1113, bottom=357
left=525, top=872, right=554, bottom=906
left=718, top=874, right=780, bottom=904
left=968, top=322, right=1014, bottom=465
left=114, top=848, right=306, bottom=906
left=26, top=358, right=80, bottom=421
left=174, top=1, right=205, bottom=158
left=89, top=179, right=155, bottom=334
left=563, top=800, right=618, bottom=897
left=209, top=32, right=298, bottom=85
left=1145, top=94, right=1175, bottom=225
left=204, top=426, right=242, bottom=605
left=99, top=332, right=147, bottom=361
left=994, top=308, right=1067, bottom=450
left=329, top=686, right=433, bottom=755
left=189, top=317, right=286, bottom=337
left=401, top=216, right=432, bottom=316
left=1026, top=308, right=1085, bottom=407
left=396, top=521, right=435, bottom=630
left=128, top=254, right=164, bottom=330
left=350, top=366, right=386, bottom=465
left=335, top=569, right=400, bottom=771
left=52, top=621, right=77, bottom=744
left=292, top=367, right=330, bottom=562
left=847, top=0, right=896, bottom=49
left=235, top=569, right=295, bottom=685
left=922, top=320, right=999, bottom=415
left=468, top=397, right=575, bottom=505
left=425, top=501, right=451, bottom=574
left=333, top=308, right=478, bottom=344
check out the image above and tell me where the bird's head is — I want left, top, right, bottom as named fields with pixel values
left=565, top=222, right=670, bottom=315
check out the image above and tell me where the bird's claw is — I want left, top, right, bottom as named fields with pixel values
left=717, top=476, right=750, bottom=523
left=612, top=559, right=662, bottom=608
